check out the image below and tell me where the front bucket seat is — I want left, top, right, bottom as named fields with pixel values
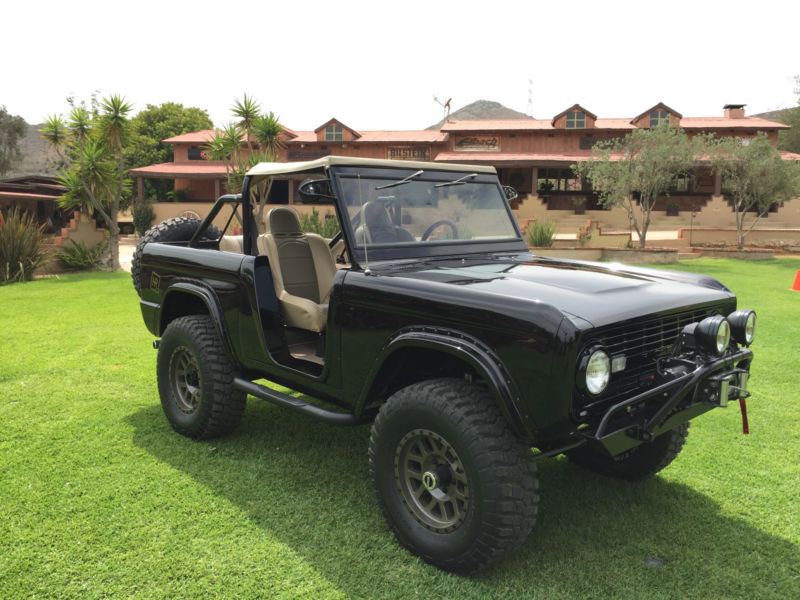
left=258, top=207, right=336, bottom=332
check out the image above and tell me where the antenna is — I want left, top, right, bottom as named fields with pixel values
left=526, top=79, right=534, bottom=116
left=358, top=173, right=371, bottom=276
left=434, top=96, right=452, bottom=122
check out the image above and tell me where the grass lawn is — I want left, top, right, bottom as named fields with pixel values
left=1, top=259, right=799, bottom=599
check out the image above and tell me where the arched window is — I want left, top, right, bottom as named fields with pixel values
left=566, top=111, right=586, bottom=129
left=325, top=123, right=343, bottom=142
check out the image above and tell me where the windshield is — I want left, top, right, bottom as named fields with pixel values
left=336, top=171, right=520, bottom=249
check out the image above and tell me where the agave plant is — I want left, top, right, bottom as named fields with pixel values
left=56, top=239, right=108, bottom=270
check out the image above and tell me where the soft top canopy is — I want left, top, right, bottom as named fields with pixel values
left=246, top=155, right=497, bottom=178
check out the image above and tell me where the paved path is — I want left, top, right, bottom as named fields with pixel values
left=119, top=237, right=137, bottom=272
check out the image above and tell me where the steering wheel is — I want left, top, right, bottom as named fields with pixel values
left=421, top=219, right=459, bottom=241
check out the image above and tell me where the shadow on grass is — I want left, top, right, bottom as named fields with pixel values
left=128, top=402, right=797, bottom=598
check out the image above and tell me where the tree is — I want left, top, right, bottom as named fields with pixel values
left=253, top=112, right=285, bottom=157
left=707, top=133, right=800, bottom=249
left=0, top=106, right=27, bottom=177
left=575, top=125, right=696, bottom=248
left=231, top=93, right=261, bottom=155
left=124, top=102, right=213, bottom=198
left=777, top=75, right=800, bottom=154
left=41, top=95, right=134, bottom=270
left=206, top=97, right=284, bottom=194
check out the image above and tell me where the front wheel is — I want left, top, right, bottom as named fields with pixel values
left=369, top=378, right=539, bottom=573
left=567, top=422, right=690, bottom=481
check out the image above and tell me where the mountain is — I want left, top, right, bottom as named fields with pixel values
left=753, top=107, right=795, bottom=123
left=427, top=100, right=532, bottom=130
left=5, top=123, right=56, bottom=178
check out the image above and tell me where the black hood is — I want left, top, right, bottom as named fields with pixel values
left=381, top=255, right=734, bottom=328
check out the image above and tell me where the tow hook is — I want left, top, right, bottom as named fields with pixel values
left=153, top=339, right=160, bottom=350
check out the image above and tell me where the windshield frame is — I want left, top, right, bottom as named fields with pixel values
left=328, top=165, right=526, bottom=268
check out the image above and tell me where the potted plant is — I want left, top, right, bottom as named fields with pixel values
left=666, top=200, right=680, bottom=216
left=537, top=180, right=554, bottom=196
left=572, top=196, right=587, bottom=215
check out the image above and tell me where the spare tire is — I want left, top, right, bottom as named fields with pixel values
left=131, top=217, right=220, bottom=296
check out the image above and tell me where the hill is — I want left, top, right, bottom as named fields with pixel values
left=753, top=107, right=795, bottom=123
left=427, top=99, right=531, bottom=130
left=6, top=123, right=56, bottom=178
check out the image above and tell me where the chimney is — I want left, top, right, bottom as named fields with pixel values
left=723, top=104, right=746, bottom=119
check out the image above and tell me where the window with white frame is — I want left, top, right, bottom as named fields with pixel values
left=325, top=124, right=344, bottom=142
left=565, top=111, right=586, bottom=129
left=649, top=110, right=671, bottom=128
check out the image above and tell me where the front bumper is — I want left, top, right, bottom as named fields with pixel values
left=584, top=347, right=753, bottom=456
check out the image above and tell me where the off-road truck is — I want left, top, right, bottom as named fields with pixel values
left=132, top=156, right=757, bottom=573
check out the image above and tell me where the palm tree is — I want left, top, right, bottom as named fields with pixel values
left=252, top=112, right=284, bottom=160
left=96, top=95, right=133, bottom=269
left=68, top=107, right=92, bottom=148
left=231, top=93, right=261, bottom=155
left=40, top=115, right=69, bottom=167
left=98, top=95, right=132, bottom=152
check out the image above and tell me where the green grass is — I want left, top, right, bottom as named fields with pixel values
left=1, top=260, right=799, bottom=599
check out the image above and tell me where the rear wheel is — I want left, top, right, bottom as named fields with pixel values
left=131, top=217, right=220, bottom=295
left=567, top=423, right=690, bottom=481
left=157, top=315, right=245, bottom=439
left=369, top=378, right=538, bottom=573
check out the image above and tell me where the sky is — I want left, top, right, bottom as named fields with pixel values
left=3, top=0, right=798, bottom=130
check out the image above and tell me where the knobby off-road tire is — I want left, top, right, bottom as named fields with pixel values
left=567, top=422, right=690, bottom=481
left=369, top=378, right=539, bottom=573
left=157, top=315, right=245, bottom=439
left=131, top=217, right=220, bottom=296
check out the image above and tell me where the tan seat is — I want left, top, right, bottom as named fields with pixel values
left=257, top=207, right=335, bottom=333
left=219, top=235, right=244, bottom=253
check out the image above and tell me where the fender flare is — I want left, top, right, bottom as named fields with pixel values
left=159, top=281, right=234, bottom=357
left=358, top=326, right=534, bottom=440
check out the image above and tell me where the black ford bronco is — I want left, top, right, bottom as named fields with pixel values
left=132, top=156, right=756, bottom=573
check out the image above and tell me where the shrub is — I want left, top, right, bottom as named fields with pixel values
left=527, top=220, right=556, bottom=247
left=133, top=202, right=155, bottom=236
left=299, top=207, right=339, bottom=238
left=166, top=188, right=190, bottom=202
left=57, top=239, right=107, bottom=270
left=0, top=208, right=47, bottom=284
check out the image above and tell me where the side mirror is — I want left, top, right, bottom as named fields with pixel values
left=298, top=178, right=335, bottom=202
left=503, top=185, right=519, bottom=201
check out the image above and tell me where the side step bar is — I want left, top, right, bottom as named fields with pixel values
left=232, top=377, right=359, bottom=426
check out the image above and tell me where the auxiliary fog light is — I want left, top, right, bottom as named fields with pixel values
left=694, top=315, right=731, bottom=356
left=728, top=310, right=756, bottom=346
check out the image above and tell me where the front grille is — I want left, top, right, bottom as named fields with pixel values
left=576, top=305, right=722, bottom=414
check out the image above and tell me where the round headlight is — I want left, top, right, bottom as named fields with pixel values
left=585, top=349, right=610, bottom=395
left=715, top=320, right=730, bottom=354
left=695, top=315, right=730, bottom=356
left=728, top=309, right=756, bottom=345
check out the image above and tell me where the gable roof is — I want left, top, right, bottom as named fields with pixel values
left=631, top=102, right=683, bottom=124
left=313, top=118, right=361, bottom=139
left=552, top=104, right=598, bottom=125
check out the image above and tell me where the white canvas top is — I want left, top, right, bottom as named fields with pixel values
left=245, top=155, right=497, bottom=177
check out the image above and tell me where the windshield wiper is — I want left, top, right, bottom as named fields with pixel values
left=375, top=169, right=424, bottom=190
left=434, top=173, right=478, bottom=188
